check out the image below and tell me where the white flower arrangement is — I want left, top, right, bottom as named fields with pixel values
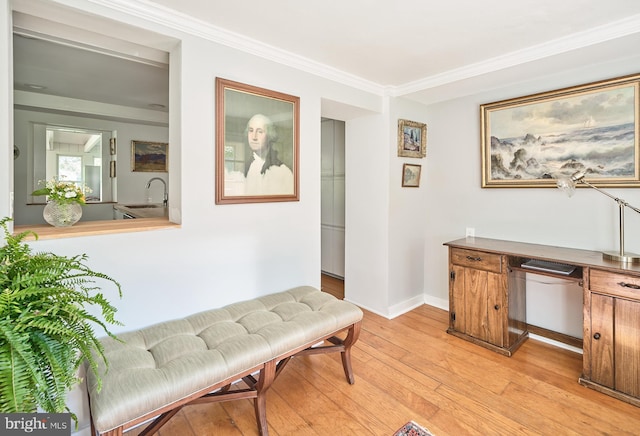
left=31, top=177, right=91, bottom=205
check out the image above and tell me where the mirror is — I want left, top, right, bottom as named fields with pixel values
left=12, top=13, right=170, bottom=225
left=31, top=125, right=114, bottom=203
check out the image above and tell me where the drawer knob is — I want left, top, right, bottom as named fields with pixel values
left=593, top=333, right=601, bottom=340
left=466, top=256, right=482, bottom=262
left=618, top=281, right=640, bottom=290
left=494, top=304, right=500, bottom=310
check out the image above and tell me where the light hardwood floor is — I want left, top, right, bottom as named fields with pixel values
left=127, top=278, right=640, bottom=435
left=319, top=273, right=345, bottom=300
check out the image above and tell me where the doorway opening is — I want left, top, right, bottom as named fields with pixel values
left=321, top=118, right=345, bottom=299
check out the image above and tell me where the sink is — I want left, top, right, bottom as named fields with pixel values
left=123, top=204, right=163, bottom=209
left=114, top=203, right=167, bottom=219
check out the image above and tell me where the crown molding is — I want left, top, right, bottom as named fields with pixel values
left=82, top=0, right=384, bottom=95
left=392, top=13, right=640, bottom=97
left=59, top=1, right=640, bottom=99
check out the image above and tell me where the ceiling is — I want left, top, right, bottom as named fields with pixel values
left=13, top=33, right=170, bottom=111
left=12, top=0, right=640, bottom=112
left=145, top=0, right=640, bottom=87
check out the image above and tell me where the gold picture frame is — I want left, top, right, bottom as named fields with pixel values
left=481, top=73, right=640, bottom=188
left=131, top=140, right=168, bottom=172
left=215, top=78, right=300, bottom=204
left=397, top=119, right=427, bottom=158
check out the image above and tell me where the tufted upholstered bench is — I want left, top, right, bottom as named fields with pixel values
left=85, top=286, right=363, bottom=436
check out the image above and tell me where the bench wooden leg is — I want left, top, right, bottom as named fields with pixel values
left=305, top=321, right=362, bottom=384
left=254, top=359, right=277, bottom=436
left=340, top=321, right=362, bottom=384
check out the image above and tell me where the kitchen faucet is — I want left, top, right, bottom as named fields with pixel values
left=146, top=177, right=168, bottom=206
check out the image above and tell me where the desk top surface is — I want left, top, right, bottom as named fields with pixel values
left=445, top=237, right=640, bottom=275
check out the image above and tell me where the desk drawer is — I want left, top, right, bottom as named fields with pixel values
left=590, top=269, right=640, bottom=300
left=451, top=248, right=502, bottom=273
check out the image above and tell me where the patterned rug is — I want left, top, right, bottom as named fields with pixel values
left=393, top=421, right=434, bottom=436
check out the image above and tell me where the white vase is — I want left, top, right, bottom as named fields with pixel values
left=43, top=202, right=82, bottom=227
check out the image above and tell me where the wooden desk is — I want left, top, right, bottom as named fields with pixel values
left=444, top=237, right=640, bottom=408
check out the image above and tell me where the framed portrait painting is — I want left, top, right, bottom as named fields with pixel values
left=215, top=78, right=300, bottom=204
left=481, top=73, right=640, bottom=188
left=131, top=140, right=168, bottom=172
left=402, top=163, right=421, bottom=187
left=397, top=119, right=427, bottom=158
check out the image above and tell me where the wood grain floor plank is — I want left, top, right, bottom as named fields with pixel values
left=179, top=402, right=243, bottom=435
left=503, top=378, right=640, bottom=435
left=434, top=384, right=541, bottom=436
left=271, top=359, right=371, bottom=435
left=286, top=355, right=396, bottom=435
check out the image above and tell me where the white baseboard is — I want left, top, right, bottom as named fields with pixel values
left=387, top=295, right=427, bottom=319
left=529, top=333, right=583, bottom=354
left=346, top=293, right=448, bottom=320
left=343, top=298, right=388, bottom=318
left=423, top=294, right=448, bottom=311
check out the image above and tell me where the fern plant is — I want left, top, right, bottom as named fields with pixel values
left=0, top=217, right=122, bottom=418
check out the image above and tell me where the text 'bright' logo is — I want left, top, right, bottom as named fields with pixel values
left=1, top=414, right=70, bottom=435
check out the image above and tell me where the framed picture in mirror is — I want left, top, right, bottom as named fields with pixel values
left=131, top=140, right=168, bottom=172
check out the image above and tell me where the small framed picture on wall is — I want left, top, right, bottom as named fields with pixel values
left=402, top=163, right=421, bottom=187
left=397, top=119, right=427, bottom=158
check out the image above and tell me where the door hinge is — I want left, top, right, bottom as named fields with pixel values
left=450, top=270, right=455, bottom=280
left=451, top=311, right=456, bottom=321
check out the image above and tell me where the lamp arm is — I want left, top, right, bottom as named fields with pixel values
left=625, top=203, right=640, bottom=215
left=565, top=173, right=640, bottom=262
left=580, top=179, right=640, bottom=214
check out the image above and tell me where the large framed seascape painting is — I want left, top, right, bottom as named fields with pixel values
left=481, top=73, right=640, bottom=188
left=215, top=78, right=299, bottom=204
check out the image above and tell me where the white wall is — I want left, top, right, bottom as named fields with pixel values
left=387, top=97, right=432, bottom=316
left=419, top=46, right=640, bottom=313
left=344, top=111, right=390, bottom=314
left=1, top=1, right=12, bottom=217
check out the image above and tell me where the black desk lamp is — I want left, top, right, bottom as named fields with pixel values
left=556, top=171, right=640, bottom=264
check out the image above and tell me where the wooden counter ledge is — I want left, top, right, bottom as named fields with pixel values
left=13, top=217, right=180, bottom=240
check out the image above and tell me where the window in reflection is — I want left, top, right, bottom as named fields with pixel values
left=34, top=126, right=113, bottom=204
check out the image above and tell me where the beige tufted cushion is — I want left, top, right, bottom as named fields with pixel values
left=86, top=286, right=363, bottom=433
